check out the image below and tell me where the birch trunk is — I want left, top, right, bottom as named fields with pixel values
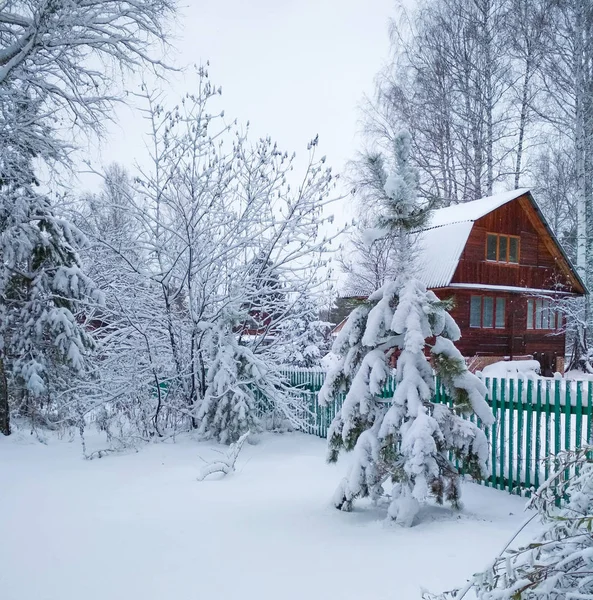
left=574, top=6, right=587, bottom=285
left=514, top=62, right=532, bottom=189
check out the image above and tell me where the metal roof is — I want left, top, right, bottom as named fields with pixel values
left=415, top=221, right=474, bottom=288
left=426, top=189, right=529, bottom=229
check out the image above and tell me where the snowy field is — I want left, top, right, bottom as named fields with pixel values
left=1, top=432, right=536, bottom=600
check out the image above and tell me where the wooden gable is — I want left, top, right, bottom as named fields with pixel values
left=451, top=192, right=585, bottom=295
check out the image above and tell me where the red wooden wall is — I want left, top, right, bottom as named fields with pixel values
left=451, top=195, right=579, bottom=292
left=436, top=289, right=565, bottom=360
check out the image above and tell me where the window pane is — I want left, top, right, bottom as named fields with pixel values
left=557, top=311, right=563, bottom=330
left=486, top=234, right=497, bottom=261
left=535, top=298, right=543, bottom=329
left=495, top=297, right=506, bottom=328
left=509, top=237, right=519, bottom=263
left=527, top=299, right=534, bottom=329
left=541, top=299, right=550, bottom=329
left=549, top=307, right=556, bottom=330
left=470, top=296, right=482, bottom=328
left=483, top=297, right=494, bottom=328
left=499, top=235, right=508, bottom=262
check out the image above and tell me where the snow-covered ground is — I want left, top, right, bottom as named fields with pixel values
left=1, top=432, right=536, bottom=600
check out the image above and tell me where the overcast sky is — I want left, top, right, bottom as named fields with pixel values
left=82, top=0, right=398, bottom=216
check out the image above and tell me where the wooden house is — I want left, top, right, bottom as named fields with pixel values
left=336, top=189, right=587, bottom=375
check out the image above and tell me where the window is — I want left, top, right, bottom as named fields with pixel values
left=470, top=296, right=482, bottom=327
left=483, top=297, right=494, bottom=328
left=526, top=298, right=562, bottom=330
left=509, top=237, right=519, bottom=263
left=486, top=233, right=520, bottom=264
left=470, top=296, right=506, bottom=329
left=495, top=297, right=506, bottom=329
left=486, top=234, right=498, bottom=261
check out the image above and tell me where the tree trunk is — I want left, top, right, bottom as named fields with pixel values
left=574, top=1, right=588, bottom=286
left=484, top=0, right=494, bottom=196
left=567, top=319, right=593, bottom=373
left=514, top=60, right=532, bottom=189
left=0, top=356, right=11, bottom=436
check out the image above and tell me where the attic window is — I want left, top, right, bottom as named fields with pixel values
left=486, top=233, right=520, bottom=264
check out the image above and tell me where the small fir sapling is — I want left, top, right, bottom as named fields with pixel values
left=276, top=295, right=331, bottom=368
left=319, top=130, right=494, bottom=526
left=197, top=317, right=264, bottom=445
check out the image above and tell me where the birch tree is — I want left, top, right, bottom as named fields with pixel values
left=535, top=0, right=593, bottom=367
left=368, top=0, right=515, bottom=206
left=537, top=0, right=593, bottom=285
left=507, top=0, right=553, bottom=188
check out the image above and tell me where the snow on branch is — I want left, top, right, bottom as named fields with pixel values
left=196, top=432, right=250, bottom=481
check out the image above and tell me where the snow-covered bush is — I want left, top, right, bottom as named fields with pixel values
left=75, top=70, right=340, bottom=445
left=425, top=446, right=593, bottom=600
left=481, top=360, right=541, bottom=378
left=320, top=131, right=494, bottom=526
left=275, top=296, right=331, bottom=368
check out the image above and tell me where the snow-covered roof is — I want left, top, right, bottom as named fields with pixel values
left=426, top=189, right=529, bottom=229
left=416, top=189, right=530, bottom=288
left=415, top=221, right=474, bottom=288
left=341, top=188, right=584, bottom=297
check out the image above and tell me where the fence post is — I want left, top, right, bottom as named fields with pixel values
left=554, top=380, right=561, bottom=458
left=576, top=381, right=583, bottom=449
left=490, top=378, right=498, bottom=489
left=534, top=378, right=542, bottom=490
left=508, top=378, right=516, bottom=494
left=516, top=378, right=524, bottom=492
left=564, top=380, right=572, bottom=485
left=544, top=379, right=552, bottom=483
left=500, top=378, right=507, bottom=492
left=576, top=380, right=583, bottom=477
left=525, top=378, right=533, bottom=494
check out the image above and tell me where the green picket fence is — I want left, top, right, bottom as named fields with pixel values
left=276, top=368, right=593, bottom=497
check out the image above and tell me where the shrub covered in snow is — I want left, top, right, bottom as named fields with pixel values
left=426, top=446, right=593, bottom=600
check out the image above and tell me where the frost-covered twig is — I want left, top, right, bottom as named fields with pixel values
left=196, top=431, right=250, bottom=481
left=424, top=447, right=593, bottom=600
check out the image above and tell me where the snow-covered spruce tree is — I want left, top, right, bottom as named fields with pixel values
left=0, top=0, right=175, bottom=436
left=320, top=131, right=494, bottom=526
left=276, top=295, right=331, bottom=368
left=0, top=145, right=101, bottom=433
left=196, top=313, right=266, bottom=444
left=197, top=278, right=311, bottom=444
